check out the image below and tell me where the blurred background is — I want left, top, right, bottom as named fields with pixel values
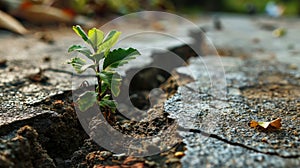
left=0, top=0, right=300, bottom=34
left=1, top=0, right=300, bottom=15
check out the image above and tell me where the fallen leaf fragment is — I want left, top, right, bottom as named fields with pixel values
left=0, top=10, right=28, bottom=34
left=272, top=28, right=286, bottom=37
left=269, top=118, right=282, bottom=128
left=249, top=118, right=282, bottom=129
left=248, top=120, right=259, bottom=128
left=257, top=121, right=270, bottom=129
left=174, top=151, right=185, bottom=158
left=17, top=3, right=74, bottom=23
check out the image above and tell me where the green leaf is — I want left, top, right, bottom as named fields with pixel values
left=97, top=30, right=121, bottom=56
left=99, top=71, right=111, bottom=86
left=111, top=76, right=122, bottom=97
left=67, top=57, right=86, bottom=73
left=92, top=53, right=104, bottom=63
left=73, top=25, right=89, bottom=42
left=88, top=28, right=104, bottom=51
left=99, top=71, right=122, bottom=97
left=103, top=48, right=140, bottom=70
left=77, top=91, right=98, bottom=111
left=100, top=83, right=108, bottom=95
left=81, top=63, right=95, bottom=72
left=72, top=25, right=92, bottom=46
left=68, top=45, right=93, bottom=60
left=99, top=95, right=116, bottom=111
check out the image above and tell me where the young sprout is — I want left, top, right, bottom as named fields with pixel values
left=68, top=25, right=140, bottom=112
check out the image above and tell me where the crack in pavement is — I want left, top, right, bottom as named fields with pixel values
left=44, top=68, right=94, bottom=77
left=177, top=126, right=300, bottom=159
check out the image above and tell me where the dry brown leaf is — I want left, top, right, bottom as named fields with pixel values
left=17, top=3, right=74, bottom=23
left=249, top=118, right=282, bottom=129
left=0, top=10, right=28, bottom=34
left=249, top=120, right=259, bottom=128
left=269, top=118, right=282, bottom=128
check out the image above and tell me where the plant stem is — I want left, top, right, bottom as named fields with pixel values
left=96, top=64, right=101, bottom=101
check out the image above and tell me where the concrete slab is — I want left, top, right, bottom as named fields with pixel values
left=165, top=15, right=300, bottom=167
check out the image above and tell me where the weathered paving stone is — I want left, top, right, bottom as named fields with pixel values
left=165, top=16, right=300, bottom=167
left=0, top=59, right=71, bottom=127
left=166, top=57, right=300, bottom=167
left=181, top=132, right=300, bottom=168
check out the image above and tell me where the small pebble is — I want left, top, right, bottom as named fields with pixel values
left=0, top=59, right=7, bottom=68
left=112, top=153, right=126, bottom=161
left=292, top=131, right=298, bottom=136
left=100, top=151, right=112, bottom=159
left=174, top=151, right=185, bottom=158
left=43, top=56, right=51, bottom=62
left=261, top=137, right=268, bottom=143
left=254, top=155, right=264, bottom=162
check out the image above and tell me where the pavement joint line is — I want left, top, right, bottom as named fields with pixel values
left=177, top=126, right=300, bottom=159
left=44, top=68, right=94, bottom=77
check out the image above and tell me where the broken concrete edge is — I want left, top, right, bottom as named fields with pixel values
left=0, top=110, right=58, bottom=138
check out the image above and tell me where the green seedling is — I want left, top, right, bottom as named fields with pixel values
left=68, top=25, right=140, bottom=112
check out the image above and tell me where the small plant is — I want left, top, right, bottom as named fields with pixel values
left=68, top=25, right=140, bottom=112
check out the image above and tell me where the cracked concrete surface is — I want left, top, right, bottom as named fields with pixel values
left=165, top=15, right=300, bottom=167
left=0, top=14, right=299, bottom=167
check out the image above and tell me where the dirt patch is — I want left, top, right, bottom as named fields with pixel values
left=67, top=43, right=200, bottom=167
left=243, top=83, right=300, bottom=99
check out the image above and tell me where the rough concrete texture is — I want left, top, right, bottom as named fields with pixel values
left=0, top=125, right=55, bottom=168
left=0, top=13, right=299, bottom=167
left=0, top=13, right=198, bottom=128
left=0, top=13, right=202, bottom=167
left=0, top=59, right=70, bottom=126
left=165, top=15, right=300, bottom=167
